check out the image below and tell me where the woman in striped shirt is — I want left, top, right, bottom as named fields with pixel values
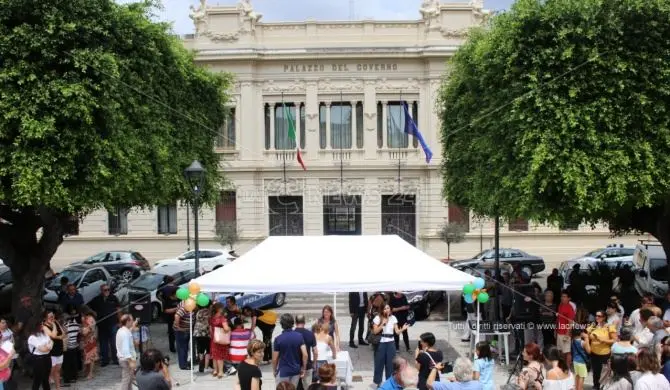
left=229, top=318, right=254, bottom=367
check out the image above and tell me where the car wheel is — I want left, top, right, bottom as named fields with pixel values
left=120, top=269, right=134, bottom=284
left=151, top=303, right=161, bottom=322
left=273, top=293, right=286, bottom=307
left=522, top=266, right=533, bottom=278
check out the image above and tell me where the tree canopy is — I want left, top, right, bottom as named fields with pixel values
left=0, top=0, right=232, bottom=309
left=440, top=0, right=670, bottom=253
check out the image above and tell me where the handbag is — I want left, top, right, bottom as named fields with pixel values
left=214, top=327, right=231, bottom=345
left=366, top=330, right=381, bottom=346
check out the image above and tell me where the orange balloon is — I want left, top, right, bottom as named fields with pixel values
left=184, top=298, right=197, bottom=312
left=474, top=289, right=480, bottom=294
left=473, top=292, right=479, bottom=299
left=188, top=281, right=201, bottom=295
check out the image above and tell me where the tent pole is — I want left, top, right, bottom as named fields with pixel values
left=447, top=292, right=451, bottom=343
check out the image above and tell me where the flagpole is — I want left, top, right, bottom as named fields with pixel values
left=397, top=91, right=402, bottom=241
left=281, top=91, right=288, bottom=235
left=339, top=91, right=344, bottom=198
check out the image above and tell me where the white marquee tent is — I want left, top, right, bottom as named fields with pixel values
left=194, top=235, right=474, bottom=292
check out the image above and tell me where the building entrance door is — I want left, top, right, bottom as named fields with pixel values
left=381, top=194, right=416, bottom=246
left=323, top=195, right=362, bottom=235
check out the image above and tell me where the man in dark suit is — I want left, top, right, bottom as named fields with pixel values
left=348, top=292, right=369, bottom=348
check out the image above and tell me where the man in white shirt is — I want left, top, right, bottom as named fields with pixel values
left=116, top=314, right=138, bottom=390
left=630, top=295, right=654, bottom=333
left=634, top=309, right=655, bottom=347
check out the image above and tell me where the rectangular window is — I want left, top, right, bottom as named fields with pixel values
left=381, top=194, right=417, bottom=246
left=448, top=204, right=470, bottom=232
left=377, top=102, right=383, bottom=148
left=323, top=195, right=362, bottom=235
left=412, top=102, right=419, bottom=148
left=157, top=204, right=178, bottom=234
left=356, top=102, right=364, bottom=149
left=319, top=103, right=327, bottom=149
left=268, top=196, right=304, bottom=236
left=264, top=103, right=271, bottom=150
left=215, top=191, right=237, bottom=223
left=275, top=103, right=296, bottom=150
left=508, top=218, right=529, bottom=232
left=63, top=215, right=79, bottom=236
left=299, top=103, right=306, bottom=150
left=216, top=107, right=236, bottom=149
left=330, top=103, right=352, bottom=149
left=387, top=102, right=408, bottom=148
left=108, top=207, right=128, bottom=235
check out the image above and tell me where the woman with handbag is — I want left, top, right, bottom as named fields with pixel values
left=415, top=332, right=443, bottom=390
left=210, top=303, right=232, bottom=378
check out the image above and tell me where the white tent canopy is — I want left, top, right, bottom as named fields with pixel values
left=194, top=235, right=474, bottom=293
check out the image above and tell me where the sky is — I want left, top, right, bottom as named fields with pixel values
left=117, top=0, right=515, bottom=35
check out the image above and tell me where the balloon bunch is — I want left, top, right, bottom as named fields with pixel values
left=462, top=277, right=489, bottom=304
left=176, top=281, right=210, bottom=312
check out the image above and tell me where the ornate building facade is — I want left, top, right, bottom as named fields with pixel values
left=53, top=0, right=644, bottom=266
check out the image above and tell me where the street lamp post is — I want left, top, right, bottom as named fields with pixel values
left=184, top=160, right=206, bottom=277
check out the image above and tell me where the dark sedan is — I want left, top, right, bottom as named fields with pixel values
left=450, top=248, right=545, bottom=277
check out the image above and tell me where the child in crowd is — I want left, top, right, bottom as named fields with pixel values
left=571, top=327, right=591, bottom=390
left=473, top=341, right=494, bottom=390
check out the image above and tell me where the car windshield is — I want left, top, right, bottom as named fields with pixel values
left=50, top=269, right=84, bottom=288
left=584, top=248, right=605, bottom=257
left=472, top=249, right=490, bottom=259
left=130, top=273, right=168, bottom=290
left=83, top=252, right=107, bottom=263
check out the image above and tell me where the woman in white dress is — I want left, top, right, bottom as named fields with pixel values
left=543, top=345, right=574, bottom=390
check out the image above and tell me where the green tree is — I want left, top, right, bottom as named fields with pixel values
left=439, top=222, right=467, bottom=260
left=0, top=0, right=232, bottom=314
left=440, top=0, right=670, bottom=267
left=215, top=221, right=241, bottom=251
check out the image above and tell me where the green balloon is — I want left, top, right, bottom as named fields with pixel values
left=176, top=287, right=189, bottom=301
left=477, top=292, right=490, bottom=304
left=196, top=293, right=210, bottom=307
left=463, top=283, right=475, bottom=295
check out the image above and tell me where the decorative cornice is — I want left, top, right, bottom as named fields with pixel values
left=202, top=30, right=240, bottom=42
left=440, top=27, right=469, bottom=39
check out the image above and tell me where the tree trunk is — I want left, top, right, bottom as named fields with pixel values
left=0, top=206, right=65, bottom=321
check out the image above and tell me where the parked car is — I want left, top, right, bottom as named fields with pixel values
left=153, top=249, right=234, bottom=275
left=405, top=291, right=446, bottom=320
left=116, top=269, right=197, bottom=321
left=634, top=241, right=668, bottom=299
left=43, top=265, right=115, bottom=310
left=558, top=258, right=634, bottom=293
left=570, top=244, right=635, bottom=263
left=216, top=292, right=287, bottom=309
left=72, top=250, right=151, bottom=283
left=449, top=248, right=545, bottom=277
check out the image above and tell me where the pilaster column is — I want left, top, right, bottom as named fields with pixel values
left=411, top=100, right=417, bottom=148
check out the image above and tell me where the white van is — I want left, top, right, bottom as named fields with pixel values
left=633, top=241, right=668, bottom=298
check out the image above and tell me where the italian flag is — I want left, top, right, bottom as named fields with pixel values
left=282, top=102, right=306, bottom=170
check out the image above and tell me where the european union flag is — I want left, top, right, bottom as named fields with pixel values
left=402, top=102, right=433, bottom=163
